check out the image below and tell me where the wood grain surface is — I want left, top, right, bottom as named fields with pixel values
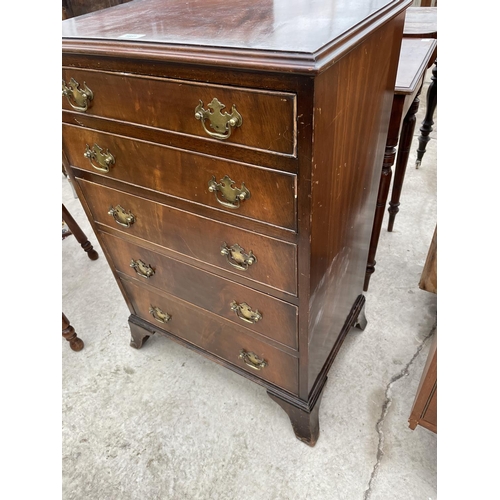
left=62, top=68, right=296, bottom=155
left=63, top=124, right=297, bottom=230
left=100, top=231, right=299, bottom=349
left=77, top=178, right=298, bottom=295
left=122, top=277, right=299, bottom=394
left=62, top=0, right=411, bottom=73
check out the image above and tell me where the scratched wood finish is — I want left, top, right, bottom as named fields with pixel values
left=61, top=0, right=397, bottom=51
left=77, top=178, right=298, bottom=295
left=62, top=0, right=408, bottom=74
left=100, top=231, right=298, bottom=349
left=307, top=13, right=406, bottom=391
left=121, top=278, right=299, bottom=394
left=63, top=124, right=297, bottom=230
left=62, top=68, right=296, bottom=155
left=62, top=0, right=412, bottom=445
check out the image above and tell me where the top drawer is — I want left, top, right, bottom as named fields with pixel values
left=62, top=68, right=297, bottom=156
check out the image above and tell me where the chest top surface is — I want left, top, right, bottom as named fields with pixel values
left=62, top=0, right=410, bottom=73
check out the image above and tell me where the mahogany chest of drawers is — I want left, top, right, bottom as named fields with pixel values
left=62, top=0, right=410, bottom=446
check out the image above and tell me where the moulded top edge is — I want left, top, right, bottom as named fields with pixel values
left=62, top=0, right=412, bottom=74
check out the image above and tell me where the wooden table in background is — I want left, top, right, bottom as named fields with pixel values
left=403, top=6, right=437, bottom=169
left=364, top=37, right=436, bottom=291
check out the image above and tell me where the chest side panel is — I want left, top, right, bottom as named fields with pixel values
left=307, top=13, right=406, bottom=392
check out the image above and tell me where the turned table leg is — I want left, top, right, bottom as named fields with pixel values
left=415, top=61, right=437, bottom=169
left=62, top=312, right=84, bottom=351
left=388, top=88, right=422, bottom=232
left=364, top=136, right=398, bottom=290
left=364, top=96, right=404, bottom=291
left=62, top=204, right=99, bottom=261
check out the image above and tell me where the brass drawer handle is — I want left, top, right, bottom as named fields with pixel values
left=230, top=301, right=262, bottom=324
left=62, top=78, right=93, bottom=112
left=130, top=259, right=155, bottom=279
left=195, top=98, right=242, bottom=140
left=221, top=243, right=256, bottom=271
left=239, top=349, right=267, bottom=371
left=84, top=143, right=115, bottom=173
left=149, top=305, right=171, bottom=324
left=208, top=175, right=250, bottom=209
left=108, top=205, right=135, bottom=228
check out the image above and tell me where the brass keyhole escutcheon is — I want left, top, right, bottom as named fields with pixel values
left=230, top=301, right=262, bottom=324
left=130, top=259, right=155, bottom=279
left=208, top=175, right=250, bottom=209
left=195, top=98, right=242, bottom=140
left=220, top=243, right=256, bottom=271
left=149, top=305, right=171, bottom=324
left=62, top=77, right=93, bottom=112
left=84, top=143, right=115, bottom=173
left=108, top=205, right=135, bottom=228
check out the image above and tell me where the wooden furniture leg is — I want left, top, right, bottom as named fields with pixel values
left=267, top=389, right=324, bottom=447
left=415, top=61, right=437, bottom=169
left=62, top=204, right=99, bottom=260
left=129, top=317, right=151, bottom=349
left=62, top=312, right=84, bottom=351
left=387, top=88, right=422, bottom=232
left=364, top=118, right=399, bottom=290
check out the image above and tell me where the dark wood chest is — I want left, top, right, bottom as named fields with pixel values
left=62, top=0, right=410, bottom=445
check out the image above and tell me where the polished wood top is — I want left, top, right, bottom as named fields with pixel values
left=62, top=0, right=412, bottom=73
left=403, top=7, right=437, bottom=38
left=395, top=38, right=436, bottom=95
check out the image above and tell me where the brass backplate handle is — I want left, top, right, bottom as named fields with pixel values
left=84, top=143, right=115, bottom=173
left=239, top=349, right=267, bottom=371
left=130, top=259, right=155, bottom=279
left=108, top=205, right=135, bottom=228
left=149, top=305, right=171, bottom=324
left=220, top=243, right=256, bottom=271
left=195, top=98, right=242, bottom=140
left=230, top=301, right=262, bottom=324
left=62, top=78, right=93, bottom=112
left=208, top=175, right=250, bottom=209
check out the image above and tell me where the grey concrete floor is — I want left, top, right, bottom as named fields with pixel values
left=62, top=70, right=437, bottom=500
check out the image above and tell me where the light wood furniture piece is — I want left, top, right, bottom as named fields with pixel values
left=62, top=0, right=411, bottom=445
left=364, top=37, right=436, bottom=290
left=419, top=226, right=437, bottom=294
left=403, top=7, right=437, bottom=169
left=409, top=332, right=437, bottom=432
left=409, top=229, right=437, bottom=432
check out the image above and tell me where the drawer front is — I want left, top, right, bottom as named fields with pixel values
left=62, top=68, right=297, bottom=156
left=63, top=125, right=297, bottom=230
left=100, top=232, right=298, bottom=349
left=78, top=179, right=297, bottom=295
left=122, top=278, right=299, bottom=394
